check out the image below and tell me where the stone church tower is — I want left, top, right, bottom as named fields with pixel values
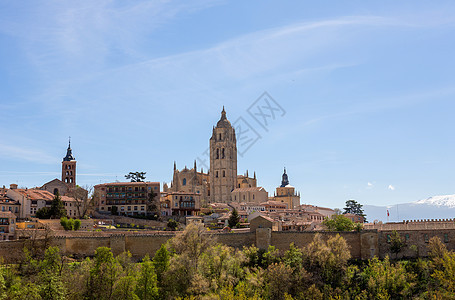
left=210, top=107, right=237, bottom=203
left=62, top=139, right=76, bottom=188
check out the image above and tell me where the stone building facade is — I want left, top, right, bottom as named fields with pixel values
left=210, top=107, right=237, bottom=203
left=273, top=168, right=300, bottom=209
left=231, top=187, right=268, bottom=204
left=165, top=161, right=209, bottom=205
left=95, top=181, right=160, bottom=216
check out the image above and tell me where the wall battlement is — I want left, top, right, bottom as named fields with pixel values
left=1, top=228, right=454, bottom=263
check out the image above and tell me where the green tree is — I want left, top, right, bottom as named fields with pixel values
left=136, top=255, right=158, bottom=300
left=162, top=223, right=215, bottom=298
left=49, top=192, right=67, bottom=219
left=265, top=262, right=293, bottom=300
left=167, top=219, right=178, bottom=231
left=153, top=244, right=170, bottom=284
left=60, top=217, right=75, bottom=230
left=0, top=272, right=6, bottom=300
left=38, top=247, right=66, bottom=300
left=112, top=275, right=139, bottom=300
left=36, top=207, right=51, bottom=219
left=302, top=234, right=351, bottom=287
left=147, top=190, right=159, bottom=219
left=38, top=272, right=66, bottom=300
left=125, top=172, right=146, bottom=182
left=389, top=230, right=405, bottom=259
left=283, top=243, right=303, bottom=271
left=362, top=256, right=415, bottom=299
left=228, top=208, right=240, bottom=228
left=73, top=219, right=81, bottom=230
left=198, top=244, right=245, bottom=292
left=86, top=247, right=121, bottom=300
left=323, top=215, right=355, bottom=231
left=343, top=199, right=366, bottom=222
left=431, top=251, right=455, bottom=295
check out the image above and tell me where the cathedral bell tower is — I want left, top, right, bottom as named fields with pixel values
left=210, top=107, right=237, bottom=203
left=62, top=138, right=76, bottom=188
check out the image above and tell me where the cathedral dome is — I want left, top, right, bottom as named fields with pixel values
left=216, top=107, right=232, bottom=128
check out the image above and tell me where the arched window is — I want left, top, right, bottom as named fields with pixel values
left=222, top=170, right=225, bottom=177
left=216, top=148, right=219, bottom=159
left=53, top=188, right=59, bottom=195
left=183, top=178, right=187, bottom=186
left=219, top=133, right=222, bottom=140
left=222, top=148, right=225, bottom=159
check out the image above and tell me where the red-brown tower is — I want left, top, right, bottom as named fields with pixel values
left=62, top=139, right=76, bottom=188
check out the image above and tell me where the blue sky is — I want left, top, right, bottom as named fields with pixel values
left=1, top=0, right=454, bottom=209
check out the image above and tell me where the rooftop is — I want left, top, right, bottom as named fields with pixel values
left=95, top=181, right=160, bottom=187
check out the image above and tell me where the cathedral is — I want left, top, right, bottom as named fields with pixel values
left=164, top=107, right=300, bottom=207
left=165, top=107, right=256, bottom=204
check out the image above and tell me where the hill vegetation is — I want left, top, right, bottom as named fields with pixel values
left=1, top=224, right=454, bottom=299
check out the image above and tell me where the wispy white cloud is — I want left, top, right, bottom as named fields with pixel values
left=388, top=185, right=396, bottom=191
left=0, top=143, right=58, bottom=164
left=367, top=182, right=374, bottom=188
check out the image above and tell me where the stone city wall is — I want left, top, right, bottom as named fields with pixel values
left=378, top=229, right=455, bottom=259
left=365, top=219, right=455, bottom=231
left=0, top=228, right=454, bottom=262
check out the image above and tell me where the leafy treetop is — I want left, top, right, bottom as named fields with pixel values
left=343, top=199, right=367, bottom=222
left=125, top=171, right=146, bottom=182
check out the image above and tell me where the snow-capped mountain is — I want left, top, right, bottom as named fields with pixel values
left=415, top=194, right=455, bottom=208
left=363, top=194, right=455, bottom=222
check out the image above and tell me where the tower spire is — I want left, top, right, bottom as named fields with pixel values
left=280, top=167, right=289, bottom=187
left=63, top=138, right=75, bottom=161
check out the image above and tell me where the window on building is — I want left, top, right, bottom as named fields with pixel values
left=424, top=234, right=429, bottom=243
left=405, top=234, right=409, bottom=242
left=183, top=178, right=187, bottom=186
left=216, top=171, right=218, bottom=178
left=444, top=233, right=449, bottom=243
left=223, top=171, right=225, bottom=177
left=216, top=148, right=219, bottom=159
left=387, top=234, right=391, bottom=243
left=222, top=148, right=225, bottom=159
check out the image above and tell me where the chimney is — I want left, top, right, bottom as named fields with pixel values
left=10, top=184, right=17, bottom=190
